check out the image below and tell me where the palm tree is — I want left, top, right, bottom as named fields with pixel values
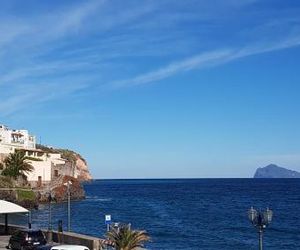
left=106, top=224, right=150, bottom=250
left=1, top=151, right=34, bottom=180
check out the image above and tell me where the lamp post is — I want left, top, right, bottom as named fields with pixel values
left=64, top=181, right=72, bottom=232
left=28, top=211, right=32, bottom=229
left=248, top=207, right=273, bottom=250
left=47, top=193, right=53, bottom=242
left=48, top=193, right=52, bottom=230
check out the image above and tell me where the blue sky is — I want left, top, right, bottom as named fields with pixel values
left=1, top=0, right=300, bottom=178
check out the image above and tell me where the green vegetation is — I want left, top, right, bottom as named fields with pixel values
left=36, top=144, right=86, bottom=164
left=36, top=144, right=58, bottom=153
left=60, top=149, right=77, bottom=163
left=16, top=189, right=35, bottom=201
left=106, top=224, right=150, bottom=250
left=1, top=151, right=34, bottom=180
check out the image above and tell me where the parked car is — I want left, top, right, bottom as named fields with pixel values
left=8, top=229, right=47, bottom=250
left=50, top=245, right=90, bottom=250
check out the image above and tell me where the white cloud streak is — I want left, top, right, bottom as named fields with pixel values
left=0, top=80, right=88, bottom=116
left=109, top=35, right=300, bottom=89
left=0, top=1, right=105, bottom=116
left=1, top=0, right=300, bottom=117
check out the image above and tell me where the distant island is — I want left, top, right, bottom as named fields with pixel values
left=254, top=164, right=300, bottom=178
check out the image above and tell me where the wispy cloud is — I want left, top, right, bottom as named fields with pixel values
left=0, top=79, right=88, bottom=116
left=0, top=1, right=106, bottom=116
left=1, top=0, right=300, bottom=118
left=0, top=1, right=104, bottom=50
left=109, top=50, right=233, bottom=88
left=109, top=34, right=300, bottom=89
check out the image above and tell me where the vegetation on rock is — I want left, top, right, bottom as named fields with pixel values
left=16, top=189, right=36, bottom=201
left=36, top=144, right=86, bottom=164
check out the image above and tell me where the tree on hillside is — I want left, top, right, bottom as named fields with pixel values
left=1, top=151, right=34, bottom=180
left=106, top=224, right=150, bottom=250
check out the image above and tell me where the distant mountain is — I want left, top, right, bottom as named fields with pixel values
left=254, top=164, right=300, bottom=178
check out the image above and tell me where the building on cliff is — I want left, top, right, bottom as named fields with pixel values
left=0, top=124, right=79, bottom=187
left=0, top=124, right=36, bottom=153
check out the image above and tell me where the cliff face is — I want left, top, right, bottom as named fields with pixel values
left=74, top=154, right=92, bottom=181
left=36, top=144, right=93, bottom=181
left=254, top=164, right=300, bottom=178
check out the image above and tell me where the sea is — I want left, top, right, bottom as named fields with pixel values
left=8, top=179, right=300, bottom=249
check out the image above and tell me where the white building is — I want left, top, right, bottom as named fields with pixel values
left=0, top=124, right=74, bottom=187
left=24, top=150, right=68, bottom=186
left=0, top=124, right=36, bottom=152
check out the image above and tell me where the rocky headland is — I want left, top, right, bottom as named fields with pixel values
left=254, top=164, right=300, bottom=178
left=0, top=145, right=92, bottom=208
left=36, top=144, right=92, bottom=182
left=34, top=145, right=92, bottom=203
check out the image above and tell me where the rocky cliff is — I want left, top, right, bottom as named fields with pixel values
left=36, top=144, right=92, bottom=181
left=73, top=153, right=93, bottom=181
left=254, top=164, right=300, bottom=178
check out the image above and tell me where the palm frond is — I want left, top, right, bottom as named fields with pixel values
left=107, top=224, right=150, bottom=250
left=1, top=151, right=34, bottom=180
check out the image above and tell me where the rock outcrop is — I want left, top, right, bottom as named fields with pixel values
left=36, top=175, right=85, bottom=203
left=73, top=153, right=92, bottom=181
left=36, top=144, right=93, bottom=181
left=254, top=164, right=300, bottom=178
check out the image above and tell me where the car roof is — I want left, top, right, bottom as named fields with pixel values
left=51, top=245, right=89, bottom=250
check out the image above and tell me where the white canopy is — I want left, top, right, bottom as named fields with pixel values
left=0, top=200, right=29, bottom=214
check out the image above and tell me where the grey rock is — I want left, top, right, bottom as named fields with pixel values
left=254, top=164, right=300, bottom=178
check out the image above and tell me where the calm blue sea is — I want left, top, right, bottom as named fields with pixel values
left=19, top=179, right=300, bottom=249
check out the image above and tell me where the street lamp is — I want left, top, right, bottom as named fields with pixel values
left=48, top=193, right=53, bottom=230
left=248, top=207, right=273, bottom=250
left=63, top=180, right=72, bottom=232
left=47, top=192, right=53, bottom=242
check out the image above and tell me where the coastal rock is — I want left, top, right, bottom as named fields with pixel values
left=52, top=175, right=85, bottom=201
left=36, top=175, right=85, bottom=202
left=0, top=189, right=16, bottom=201
left=254, top=164, right=300, bottom=178
left=74, top=153, right=92, bottom=181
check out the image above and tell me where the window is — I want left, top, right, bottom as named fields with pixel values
left=54, top=170, right=59, bottom=177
